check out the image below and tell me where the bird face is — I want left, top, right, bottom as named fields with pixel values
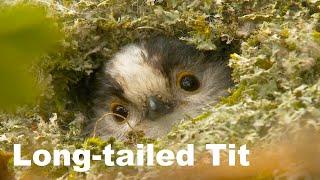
left=90, top=37, right=233, bottom=140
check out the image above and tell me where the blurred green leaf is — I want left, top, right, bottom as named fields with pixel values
left=0, top=4, right=62, bottom=111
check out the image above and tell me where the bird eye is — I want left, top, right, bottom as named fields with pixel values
left=110, top=103, right=129, bottom=123
left=178, top=72, right=200, bottom=92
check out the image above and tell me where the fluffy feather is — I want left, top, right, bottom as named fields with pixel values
left=87, top=37, right=233, bottom=140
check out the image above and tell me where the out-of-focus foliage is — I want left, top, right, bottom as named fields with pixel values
left=0, top=0, right=320, bottom=179
left=0, top=4, right=61, bottom=111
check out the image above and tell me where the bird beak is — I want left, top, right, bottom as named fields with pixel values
left=147, top=96, right=174, bottom=120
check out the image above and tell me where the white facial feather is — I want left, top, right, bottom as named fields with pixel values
left=106, top=45, right=170, bottom=105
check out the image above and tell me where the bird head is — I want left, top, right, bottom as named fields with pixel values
left=88, top=37, right=233, bottom=140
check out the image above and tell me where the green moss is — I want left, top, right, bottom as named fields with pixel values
left=124, top=130, right=155, bottom=146
left=255, top=57, right=274, bottom=70
left=312, top=30, right=320, bottom=44
left=286, top=41, right=297, bottom=51
left=191, top=111, right=212, bottom=123
left=82, top=137, right=108, bottom=154
left=221, top=83, right=246, bottom=105
left=280, top=28, right=290, bottom=38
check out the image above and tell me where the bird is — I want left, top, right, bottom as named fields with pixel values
left=86, top=36, right=233, bottom=140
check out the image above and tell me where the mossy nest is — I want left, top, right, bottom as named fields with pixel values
left=0, top=0, right=320, bottom=179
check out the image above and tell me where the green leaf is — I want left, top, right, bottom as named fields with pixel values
left=0, top=4, right=62, bottom=111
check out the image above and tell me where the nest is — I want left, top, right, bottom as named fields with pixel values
left=0, top=0, right=320, bottom=179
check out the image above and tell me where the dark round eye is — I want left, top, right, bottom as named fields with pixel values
left=111, top=104, right=129, bottom=122
left=179, top=74, right=200, bottom=91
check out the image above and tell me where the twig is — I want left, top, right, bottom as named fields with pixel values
left=92, top=113, right=134, bottom=137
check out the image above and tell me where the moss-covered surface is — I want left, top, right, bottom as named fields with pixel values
left=0, top=0, right=320, bottom=179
